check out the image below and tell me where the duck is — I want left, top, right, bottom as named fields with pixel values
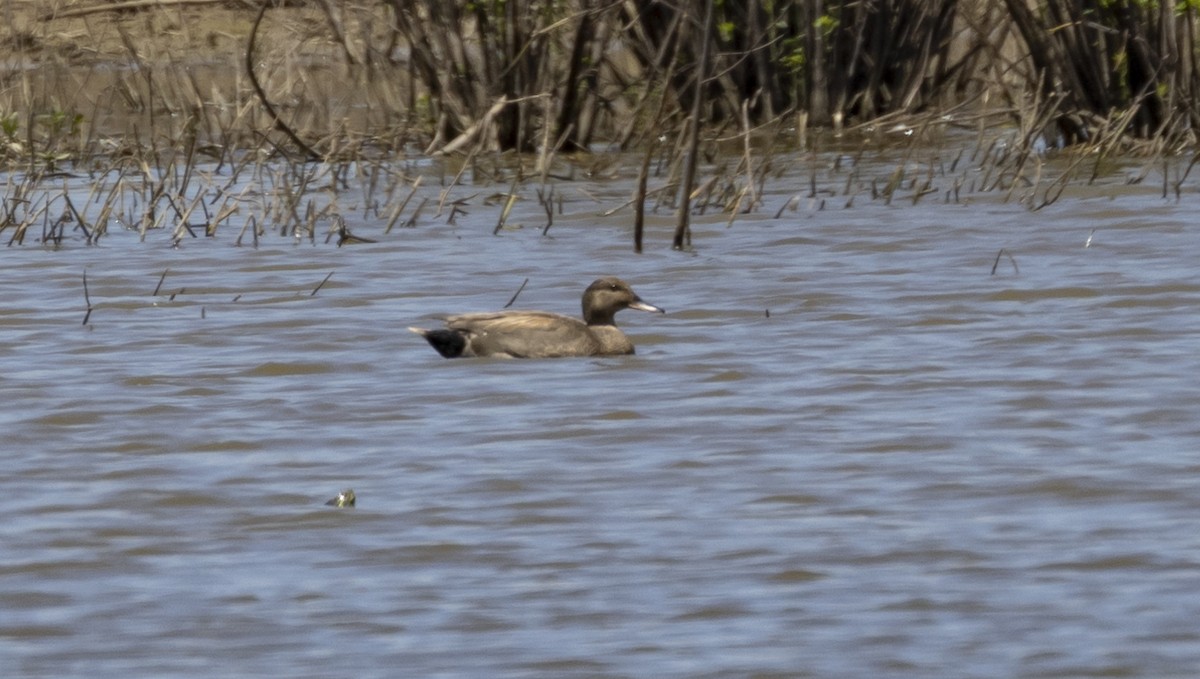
left=410, top=277, right=665, bottom=358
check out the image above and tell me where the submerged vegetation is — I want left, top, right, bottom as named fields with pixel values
left=2, top=0, right=1199, bottom=249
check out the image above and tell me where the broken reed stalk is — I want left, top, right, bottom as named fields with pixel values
left=725, top=187, right=747, bottom=227
left=81, top=270, right=93, bottom=325
left=60, top=190, right=91, bottom=243
left=437, top=147, right=482, bottom=216
left=311, top=272, right=334, bottom=296
left=773, top=195, right=799, bottom=218
left=739, top=98, right=758, bottom=211
left=537, top=186, right=554, bottom=235
left=152, top=269, right=170, bottom=296
left=492, top=171, right=522, bottom=235
left=236, top=215, right=257, bottom=248
left=384, top=176, right=422, bottom=233
left=1172, top=153, right=1200, bottom=199
left=445, top=197, right=469, bottom=225
left=632, top=56, right=678, bottom=252
left=990, top=248, right=1019, bottom=275
left=503, top=278, right=529, bottom=308
left=403, top=198, right=428, bottom=228
left=634, top=136, right=657, bottom=253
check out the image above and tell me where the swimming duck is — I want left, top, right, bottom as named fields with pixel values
left=410, top=277, right=664, bottom=358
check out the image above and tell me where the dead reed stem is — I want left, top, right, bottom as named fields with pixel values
left=311, top=272, right=334, bottom=296
left=492, top=170, right=522, bottom=235
left=153, top=269, right=169, bottom=296
left=504, top=278, right=529, bottom=308
left=991, top=248, right=1019, bottom=275
left=673, top=0, right=713, bottom=250
left=81, top=270, right=93, bottom=325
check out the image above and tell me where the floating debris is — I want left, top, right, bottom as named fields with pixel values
left=326, top=489, right=356, bottom=507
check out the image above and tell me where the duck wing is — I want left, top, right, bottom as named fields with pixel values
left=445, top=311, right=601, bottom=358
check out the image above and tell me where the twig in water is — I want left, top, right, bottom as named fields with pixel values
left=991, top=249, right=1019, bottom=275
left=152, top=269, right=169, bottom=296
left=774, top=195, right=799, bottom=218
left=634, top=135, right=659, bottom=252
left=882, top=164, right=905, bottom=204
left=739, top=96, right=759, bottom=211
left=403, top=198, right=428, bottom=228
left=504, top=278, right=529, bottom=309
left=725, top=187, right=748, bottom=228
left=312, top=272, right=334, bottom=296
left=447, top=198, right=470, bottom=225
left=1172, top=153, right=1200, bottom=201
left=537, top=186, right=554, bottom=235
left=82, top=270, right=93, bottom=325
left=62, top=191, right=91, bottom=243
left=236, top=215, right=257, bottom=248
left=538, top=120, right=574, bottom=186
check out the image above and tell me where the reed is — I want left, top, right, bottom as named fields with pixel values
left=991, top=248, right=1019, bottom=276
left=81, top=270, right=93, bottom=325
left=492, top=170, right=522, bottom=235
left=503, top=278, right=530, bottom=309
left=311, top=272, right=334, bottom=296
left=152, top=269, right=169, bottom=296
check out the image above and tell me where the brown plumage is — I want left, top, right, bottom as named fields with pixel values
left=409, top=277, right=665, bottom=358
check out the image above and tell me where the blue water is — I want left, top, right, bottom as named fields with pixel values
left=2, top=153, right=1199, bottom=678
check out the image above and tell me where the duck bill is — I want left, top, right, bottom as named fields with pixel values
left=629, top=300, right=665, bottom=314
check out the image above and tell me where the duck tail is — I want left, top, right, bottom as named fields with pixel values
left=409, top=327, right=468, bottom=358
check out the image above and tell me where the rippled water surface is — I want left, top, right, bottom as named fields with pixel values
left=3, top=152, right=1199, bottom=678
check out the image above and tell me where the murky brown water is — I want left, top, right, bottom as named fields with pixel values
left=3, top=149, right=1199, bottom=678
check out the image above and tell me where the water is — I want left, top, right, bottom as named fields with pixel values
left=2, top=154, right=1199, bottom=678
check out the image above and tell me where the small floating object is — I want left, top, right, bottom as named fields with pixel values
left=325, top=489, right=356, bottom=507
